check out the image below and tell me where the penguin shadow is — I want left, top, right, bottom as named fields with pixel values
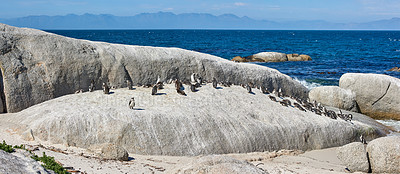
left=248, top=92, right=255, bottom=95
left=107, top=92, right=115, bottom=94
left=216, top=87, right=223, bottom=90
left=154, top=93, right=167, bottom=96
left=133, top=108, right=145, bottom=111
left=127, top=157, right=135, bottom=161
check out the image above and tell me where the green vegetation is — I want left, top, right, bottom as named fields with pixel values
left=1, top=140, right=69, bottom=174
left=0, top=140, right=14, bottom=153
left=31, top=152, right=69, bottom=174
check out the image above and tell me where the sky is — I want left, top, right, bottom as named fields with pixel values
left=1, top=0, right=400, bottom=22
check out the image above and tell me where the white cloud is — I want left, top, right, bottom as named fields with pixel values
left=234, top=2, right=246, bottom=7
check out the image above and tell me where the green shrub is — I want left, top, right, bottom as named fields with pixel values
left=0, top=140, right=14, bottom=153
left=31, top=152, right=69, bottom=174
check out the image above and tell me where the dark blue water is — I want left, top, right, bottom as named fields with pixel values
left=47, top=30, right=400, bottom=87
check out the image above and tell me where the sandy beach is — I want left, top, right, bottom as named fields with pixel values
left=0, top=120, right=362, bottom=174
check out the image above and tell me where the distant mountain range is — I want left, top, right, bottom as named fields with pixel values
left=1, top=12, right=399, bottom=30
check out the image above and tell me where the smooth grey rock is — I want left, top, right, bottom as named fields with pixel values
left=250, top=52, right=287, bottom=62
left=336, top=142, right=369, bottom=173
left=0, top=23, right=308, bottom=113
left=0, top=149, right=52, bottom=174
left=99, top=143, right=129, bottom=161
left=309, top=86, right=359, bottom=112
left=339, top=73, right=400, bottom=120
left=176, top=155, right=267, bottom=174
left=367, top=136, right=400, bottom=173
left=3, top=85, right=388, bottom=156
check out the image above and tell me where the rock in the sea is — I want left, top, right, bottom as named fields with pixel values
left=387, top=67, right=400, bottom=72
left=336, top=142, right=369, bottom=173
left=249, top=52, right=287, bottom=62
left=339, top=73, right=400, bottom=120
left=367, top=136, right=400, bottom=173
left=176, top=155, right=267, bottom=174
left=99, top=143, right=129, bottom=161
left=309, top=86, right=360, bottom=112
left=0, top=149, right=52, bottom=174
left=231, top=56, right=247, bottom=62
left=286, top=54, right=312, bottom=61
left=0, top=23, right=308, bottom=113
left=2, top=85, right=388, bottom=156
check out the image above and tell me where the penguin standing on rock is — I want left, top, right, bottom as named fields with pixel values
left=129, top=97, right=135, bottom=109
left=126, top=80, right=133, bottom=90
left=89, top=80, right=95, bottom=92
left=212, top=78, right=218, bottom=89
left=102, top=82, right=110, bottom=94
left=246, top=83, right=252, bottom=93
left=151, top=85, right=157, bottom=95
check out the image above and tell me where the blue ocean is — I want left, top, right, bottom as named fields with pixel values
left=47, top=30, right=400, bottom=132
left=47, top=30, right=400, bottom=88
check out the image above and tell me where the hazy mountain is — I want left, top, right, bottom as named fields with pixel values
left=0, top=12, right=399, bottom=30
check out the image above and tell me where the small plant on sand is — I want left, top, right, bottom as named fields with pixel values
left=31, top=152, right=69, bottom=174
left=0, top=140, right=14, bottom=153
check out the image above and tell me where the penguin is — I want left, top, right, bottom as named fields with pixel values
left=347, top=114, right=353, bottom=121
left=294, top=103, right=306, bottom=112
left=177, top=88, right=186, bottom=96
left=102, top=82, right=110, bottom=94
left=260, top=86, right=269, bottom=94
left=151, top=85, right=157, bottom=95
left=191, top=73, right=197, bottom=83
left=167, top=79, right=173, bottom=84
left=269, top=95, right=277, bottom=102
left=246, top=83, right=252, bottom=93
left=278, top=88, right=283, bottom=98
left=89, top=80, right=95, bottom=92
left=75, top=89, right=83, bottom=94
left=360, top=135, right=367, bottom=144
left=175, top=79, right=182, bottom=90
left=212, top=78, right=218, bottom=89
left=190, top=83, right=196, bottom=92
left=126, top=80, right=133, bottom=90
left=196, top=76, right=203, bottom=85
left=279, top=101, right=288, bottom=107
left=282, top=99, right=291, bottom=106
left=129, top=97, right=135, bottom=109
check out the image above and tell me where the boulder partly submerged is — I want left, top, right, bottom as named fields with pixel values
left=2, top=84, right=389, bottom=156
left=0, top=23, right=308, bottom=113
left=339, top=73, right=400, bottom=120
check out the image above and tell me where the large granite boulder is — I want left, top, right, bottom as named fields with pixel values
left=248, top=52, right=287, bottom=62
left=336, top=142, right=369, bottom=173
left=367, top=136, right=400, bottom=173
left=339, top=73, right=400, bottom=120
left=0, top=23, right=308, bottom=113
left=1, top=84, right=389, bottom=156
left=176, top=155, right=267, bottom=174
left=0, top=149, right=52, bottom=174
left=309, top=86, right=360, bottom=112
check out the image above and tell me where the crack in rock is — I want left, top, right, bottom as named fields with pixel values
left=372, top=82, right=391, bottom=106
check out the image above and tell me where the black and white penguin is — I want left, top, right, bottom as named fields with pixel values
left=190, top=73, right=197, bottom=83
left=102, top=82, right=110, bottom=94
left=75, top=89, right=83, bottom=94
left=246, top=83, right=252, bottom=93
left=129, top=97, right=135, bottom=109
left=127, top=80, right=133, bottom=90
left=269, top=95, right=277, bottom=102
left=177, top=88, right=186, bottom=96
left=260, top=85, right=269, bottom=94
left=89, top=80, right=95, bottom=92
left=212, top=78, right=218, bottom=89
left=360, top=135, right=367, bottom=144
left=151, top=85, right=157, bottom=95
left=190, top=83, right=196, bottom=92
